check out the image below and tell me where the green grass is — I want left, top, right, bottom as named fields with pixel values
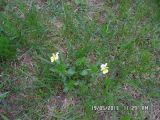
left=0, top=0, right=160, bottom=120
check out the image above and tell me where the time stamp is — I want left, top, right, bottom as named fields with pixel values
left=92, top=105, right=149, bottom=111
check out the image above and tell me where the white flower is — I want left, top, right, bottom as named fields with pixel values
left=100, top=63, right=109, bottom=74
left=50, top=52, right=59, bottom=62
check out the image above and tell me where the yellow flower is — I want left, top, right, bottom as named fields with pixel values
left=100, top=63, right=109, bottom=74
left=50, top=52, right=59, bottom=62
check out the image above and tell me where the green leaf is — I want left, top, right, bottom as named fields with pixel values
left=80, top=69, right=88, bottom=76
left=75, top=57, right=86, bottom=66
left=50, top=64, right=66, bottom=74
left=67, top=68, right=76, bottom=76
left=64, top=80, right=74, bottom=92
left=74, top=80, right=86, bottom=86
left=90, top=65, right=98, bottom=73
left=55, top=64, right=66, bottom=74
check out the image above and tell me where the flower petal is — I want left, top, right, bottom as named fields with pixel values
left=50, top=56, right=55, bottom=62
left=102, top=69, right=108, bottom=74
left=100, top=64, right=104, bottom=68
left=55, top=52, right=59, bottom=60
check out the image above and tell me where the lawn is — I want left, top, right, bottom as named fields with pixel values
left=0, top=0, right=160, bottom=120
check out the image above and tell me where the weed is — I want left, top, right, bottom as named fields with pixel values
left=0, top=0, right=159, bottom=119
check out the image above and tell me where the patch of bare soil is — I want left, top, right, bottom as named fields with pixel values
left=87, top=0, right=103, bottom=6
left=45, top=93, right=77, bottom=119
left=151, top=101, right=160, bottom=120
left=34, top=0, right=47, bottom=9
left=87, top=0, right=106, bottom=24
left=17, top=49, right=34, bottom=73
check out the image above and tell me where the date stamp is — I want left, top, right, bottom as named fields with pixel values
left=92, top=105, right=149, bottom=111
left=92, top=105, right=119, bottom=111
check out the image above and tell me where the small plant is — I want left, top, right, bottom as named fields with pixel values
left=49, top=52, right=109, bottom=92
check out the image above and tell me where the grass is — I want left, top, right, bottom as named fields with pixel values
left=0, top=0, right=160, bottom=119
